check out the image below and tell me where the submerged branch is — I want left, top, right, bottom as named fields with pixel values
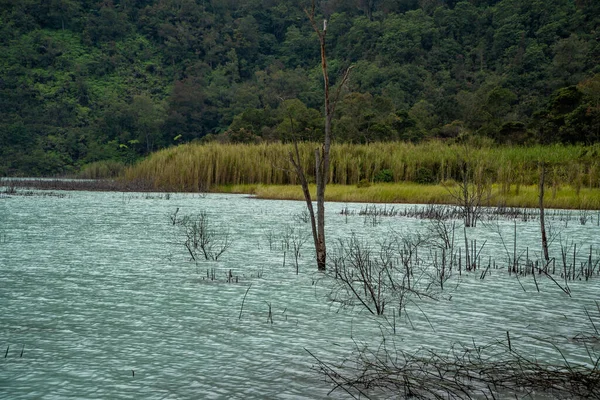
left=308, top=338, right=600, bottom=399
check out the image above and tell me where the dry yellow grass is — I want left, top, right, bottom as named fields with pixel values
left=215, top=183, right=600, bottom=209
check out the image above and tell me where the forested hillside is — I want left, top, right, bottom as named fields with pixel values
left=1, top=0, right=599, bottom=176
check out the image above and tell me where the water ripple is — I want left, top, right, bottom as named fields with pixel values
left=1, top=192, right=599, bottom=399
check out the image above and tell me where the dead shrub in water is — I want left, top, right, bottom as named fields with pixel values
left=327, top=232, right=439, bottom=316
left=444, top=160, right=490, bottom=228
left=175, top=210, right=233, bottom=262
left=308, top=335, right=600, bottom=399
left=426, top=219, right=458, bottom=290
left=279, top=224, right=310, bottom=274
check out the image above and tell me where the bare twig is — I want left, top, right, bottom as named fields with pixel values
left=239, top=284, right=252, bottom=320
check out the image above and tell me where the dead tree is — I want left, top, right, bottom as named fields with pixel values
left=444, top=145, right=489, bottom=228
left=539, top=161, right=550, bottom=262
left=289, top=1, right=352, bottom=271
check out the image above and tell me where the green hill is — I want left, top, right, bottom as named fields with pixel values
left=1, top=0, right=599, bottom=176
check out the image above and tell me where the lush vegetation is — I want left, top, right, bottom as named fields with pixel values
left=124, top=140, right=600, bottom=191
left=1, top=0, right=599, bottom=176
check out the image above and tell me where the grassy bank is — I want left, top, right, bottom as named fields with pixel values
left=3, top=179, right=598, bottom=210
left=118, top=141, right=600, bottom=209
left=216, top=183, right=600, bottom=210
left=125, top=141, right=600, bottom=189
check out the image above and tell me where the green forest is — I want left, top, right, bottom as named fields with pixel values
left=1, top=0, right=599, bottom=176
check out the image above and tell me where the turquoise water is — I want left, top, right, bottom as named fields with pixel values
left=1, top=191, right=599, bottom=399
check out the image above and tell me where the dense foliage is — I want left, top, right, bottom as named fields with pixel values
left=125, top=141, right=600, bottom=192
left=1, top=0, right=599, bottom=176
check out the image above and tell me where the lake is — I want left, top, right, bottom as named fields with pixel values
left=1, top=190, right=599, bottom=399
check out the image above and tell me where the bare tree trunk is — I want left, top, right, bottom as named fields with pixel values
left=289, top=143, right=319, bottom=261
left=290, top=2, right=351, bottom=271
left=315, top=147, right=327, bottom=270
left=539, top=162, right=549, bottom=262
left=314, top=14, right=332, bottom=271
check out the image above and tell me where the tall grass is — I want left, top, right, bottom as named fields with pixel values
left=77, top=160, right=126, bottom=179
left=124, top=141, right=600, bottom=193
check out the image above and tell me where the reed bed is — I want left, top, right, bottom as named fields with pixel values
left=77, top=160, right=126, bottom=179
left=123, top=142, right=311, bottom=191
left=124, top=142, right=600, bottom=193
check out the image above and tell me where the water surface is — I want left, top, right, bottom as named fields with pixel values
left=1, top=191, right=599, bottom=399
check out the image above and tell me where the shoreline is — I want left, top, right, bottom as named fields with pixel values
left=3, top=178, right=600, bottom=210
left=228, top=184, right=600, bottom=210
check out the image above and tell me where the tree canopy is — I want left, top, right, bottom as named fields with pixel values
left=1, top=0, right=599, bottom=176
